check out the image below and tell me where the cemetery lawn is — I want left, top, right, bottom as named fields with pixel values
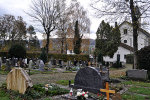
left=121, top=80, right=150, bottom=100
left=56, top=80, right=74, bottom=86
left=110, top=64, right=132, bottom=78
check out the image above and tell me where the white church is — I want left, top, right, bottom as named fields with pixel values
left=103, top=21, right=150, bottom=63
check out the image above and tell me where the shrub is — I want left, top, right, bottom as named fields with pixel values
left=137, top=46, right=150, bottom=71
left=1, top=65, right=7, bottom=71
left=112, top=62, right=122, bottom=68
left=8, top=44, right=26, bottom=58
left=39, top=48, right=47, bottom=63
left=0, top=51, right=89, bottom=61
left=138, top=46, right=150, bottom=78
left=126, top=54, right=133, bottom=64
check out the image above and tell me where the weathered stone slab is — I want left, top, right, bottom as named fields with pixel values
left=73, top=67, right=106, bottom=93
left=126, top=69, right=148, bottom=80
left=6, top=67, right=33, bottom=94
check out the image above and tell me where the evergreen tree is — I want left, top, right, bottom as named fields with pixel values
left=39, top=48, right=47, bottom=63
left=73, top=20, right=83, bottom=54
left=95, top=20, right=121, bottom=62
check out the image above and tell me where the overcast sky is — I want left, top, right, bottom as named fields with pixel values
left=0, top=0, right=103, bottom=39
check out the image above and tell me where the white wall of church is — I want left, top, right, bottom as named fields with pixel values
left=119, top=22, right=149, bottom=50
left=103, top=46, right=132, bottom=63
left=103, top=21, right=150, bottom=63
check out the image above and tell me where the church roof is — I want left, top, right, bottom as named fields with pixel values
left=120, top=43, right=134, bottom=52
left=119, top=21, right=150, bottom=37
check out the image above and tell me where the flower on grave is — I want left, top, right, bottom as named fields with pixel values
left=44, top=84, right=53, bottom=91
left=76, top=90, right=88, bottom=100
left=97, top=93, right=105, bottom=100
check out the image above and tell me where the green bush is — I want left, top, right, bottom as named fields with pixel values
left=1, top=65, right=7, bottom=71
left=39, top=48, right=47, bottom=63
left=137, top=46, right=150, bottom=71
left=137, top=46, right=150, bottom=78
left=126, top=54, right=133, bottom=64
left=0, top=51, right=89, bottom=61
left=112, top=62, right=122, bottom=68
left=8, top=44, right=26, bottom=58
left=0, top=83, right=69, bottom=100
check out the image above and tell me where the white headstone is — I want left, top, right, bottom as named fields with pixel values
left=39, top=60, right=44, bottom=71
left=29, top=60, right=33, bottom=69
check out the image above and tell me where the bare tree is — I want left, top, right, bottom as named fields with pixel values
left=91, top=0, right=150, bottom=69
left=0, top=15, right=27, bottom=43
left=56, top=0, right=69, bottom=54
left=28, top=0, right=61, bottom=55
left=67, top=0, right=91, bottom=38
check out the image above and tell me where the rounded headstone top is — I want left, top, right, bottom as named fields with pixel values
left=74, top=67, right=103, bottom=91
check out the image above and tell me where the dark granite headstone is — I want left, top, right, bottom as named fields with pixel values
left=73, top=67, right=108, bottom=93
left=126, top=69, right=148, bottom=80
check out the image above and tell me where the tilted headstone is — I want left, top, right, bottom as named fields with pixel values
left=39, top=60, right=44, bottom=71
left=73, top=67, right=108, bottom=93
left=6, top=67, right=33, bottom=94
left=126, top=69, right=148, bottom=80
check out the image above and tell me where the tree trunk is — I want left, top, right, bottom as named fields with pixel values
left=46, top=33, right=50, bottom=56
left=130, top=0, right=138, bottom=69
left=61, top=39, right=64, bottom=54
left=133, top=27, right=138, bottom=69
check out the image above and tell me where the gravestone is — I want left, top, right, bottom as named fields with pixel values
left=73, top=67, right=109, bottom=93
left=126, top=69, right=148, bottom=80
left=6, top=67, right=33, bottom=94
left=39, top=60, right=44, bottom=71
left=11, top=57, right=15, bottom=67
left=3, top=57, right=6, bottom=63
left=24, top=58, right=27, bottom=64
left=53, top=59, right=56, bottom=65
left=36, top=59, right=40, bottom=67
left=59, top=60, right=63, bottom=67
left=48, top=60, right=52, bottom=68
left=67, top=61, right=71, bottom=67
left=6, top=59, right=11, bottom=71
left=29, top=60, right=33, bottom=69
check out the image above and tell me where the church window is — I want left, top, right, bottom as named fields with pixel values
left=124, top=29, right=127, bottom=34
left=124, top=40, right=127, bottom=43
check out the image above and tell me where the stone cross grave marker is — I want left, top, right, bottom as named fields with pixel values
left=6, top=67, right=33, bottom=94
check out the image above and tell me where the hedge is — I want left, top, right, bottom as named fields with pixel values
left=126, top=54, right=133, bottom=64
left=0, top=51, right=89, bottom=61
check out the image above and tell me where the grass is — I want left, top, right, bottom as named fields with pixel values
left=122, top=81, right=150, bottom=87
left=0, top=71, right=9, bottom=75
left=63, top=71, right=73, bottom=73
left=122, top=93, right=146, bottom=100
left=0, top=89, right=10, bottom=100
left=28, top=70, right=57, bottom=75
left=0, top=83, right=69, bottom=100
left=128, top=87, right=150, bottom=95
left=56, top=80, right=74, bottom=86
